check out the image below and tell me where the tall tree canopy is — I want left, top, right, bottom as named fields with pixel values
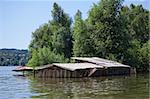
left=29, top=23, right=52, bottom=51
left=27, top=1, right=149, bottom=72
left=51, top=3, right=72, bottom=58
left=88, top=0, right=129, bottom=62
left=73, top=10, right=93, bottom=56
left=120, top=4, right=149, bottom=71
left=27, top=3, right=72, bottom=67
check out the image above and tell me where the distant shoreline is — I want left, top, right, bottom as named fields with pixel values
left=0, top=49, right=29, bottom=66
left=0, top=65, right=20, bottom=66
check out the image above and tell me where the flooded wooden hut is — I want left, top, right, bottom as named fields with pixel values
left=33, top=63, right=104, bottom=78
left=72, top=57, right=132, bottom=76
left=13, top=57, right=135, bottom=78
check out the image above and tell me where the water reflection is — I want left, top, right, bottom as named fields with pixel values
left=0, top=66, right=148, bottom=99
left=0, top=66, right=32, bottom=99
left=29, top=75, right=149, bottom=99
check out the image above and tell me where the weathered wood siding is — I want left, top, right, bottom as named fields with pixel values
left=90, top=68, right=106, bottom=77
left=106, top=67, right=130, bottom=76
left=34, top=66, right=91, bottom=78
left=34, top=66, right=131, bottom=78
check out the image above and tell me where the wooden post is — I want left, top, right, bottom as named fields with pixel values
left=33, top=66, right=35, bottom=78
left=22, top=71, right=24, bottom=76
left=33, top=70, right=35, bottom=78
left=56, top=70, right=58, bottom=78
left=52, top=70, right=55, bottom=78
left=65, top=70, right=67, bottom=78
left=68, top=71, right=70, bottom=78
left=62, top=70, right=64, bottom=78
left=60, top=69, right=62, bottom=78
left=70, top=71, right=72, bottom=78
left=41, top=70, right=43, bottom=77
left=72, top=71, right=75, bottom=78
left=50, top=69, right=52, bottom=78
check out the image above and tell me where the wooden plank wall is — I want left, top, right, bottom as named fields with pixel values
left=34, top=66, right=78, bottom=78
left=106, top=67, right=130, bottom=76
left=34, top=66, right=92, bottom=78
left=33, top=66, right=131, bottom=78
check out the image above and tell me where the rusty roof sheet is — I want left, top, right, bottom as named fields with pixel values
left=72, top=57, right=130, bottom=68
left=53, top=63, right=103, bottom=71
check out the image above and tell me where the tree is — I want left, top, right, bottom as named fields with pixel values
left=139, top=41, right=150, bottom=72
left=88, top=0, right=129, bottom=61
left=27, top=50, right=40, bottom=67
left=0, top=49, right=28, bottom=66
left=51, top=3, right=72, bottom=58
left=129, top=4, right=149, bottom=44
left=27, top=2, right=149, bottom=72
left=29, top=23, right=52, bottom=51
left=27, top=3, right=72, bottom=67
left=120, top=4, right=149, bottom=71
left=73, top=10, right=93, bottom=56
left=27, top=47, right=68, bottom=67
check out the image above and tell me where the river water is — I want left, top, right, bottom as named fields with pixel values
left=0, top=66, right=149, bottom=99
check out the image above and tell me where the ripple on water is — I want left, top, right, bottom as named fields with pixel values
left=0, top=66, right=149, bottom=99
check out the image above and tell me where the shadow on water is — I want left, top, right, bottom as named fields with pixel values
left=29, top=74, right=149, bottom=99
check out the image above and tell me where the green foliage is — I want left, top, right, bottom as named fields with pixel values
left=120, top=4, right=149, bottom=71
left=51, top=3, right=72, bottom=27
left=51, top=26, right=72, bottom=58
left=0, top=49, right=28, bottom=66
left=27, top=50, right=40, bottom=67
left=138, top=41, right=150, bottom=72
left=125, top=40, right=150, bottom=72
left=27, top=2, right=149, bottom=72
left=88, top=0, right=129, bottom=61
left=29, top=23, right=52, bottom=51
left=129, top=4, right=149, bottom=43
left=27, top=47, right=68, bottom=67
left=51, top=3, right=72, bottom=58
left=126, top=40, right=142, bottom=68
left=27, top=3, right=72, bottom=66
left=73, top=10, right=93, bottom=56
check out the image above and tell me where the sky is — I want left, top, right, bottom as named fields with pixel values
left=0, top=0, right=149, bottom=49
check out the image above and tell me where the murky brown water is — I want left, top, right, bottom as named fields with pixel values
left=0, top=66, right=149, bottom=99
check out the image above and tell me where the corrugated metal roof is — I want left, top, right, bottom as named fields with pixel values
left=72, top=57, right=130, bottom=68
left=53, top=63, right=103, bottom=71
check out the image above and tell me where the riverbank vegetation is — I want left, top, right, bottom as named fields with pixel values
left=27, top=0, right=149, bottom=72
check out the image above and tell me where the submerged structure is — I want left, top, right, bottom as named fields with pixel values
left=13, top=57, right=136, bottom=78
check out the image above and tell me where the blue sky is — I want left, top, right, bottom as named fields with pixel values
left=0, top=0, right=149, bottom=49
